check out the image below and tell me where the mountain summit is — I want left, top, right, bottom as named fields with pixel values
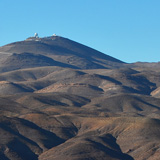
left=0, top=35, right=124, bottom=71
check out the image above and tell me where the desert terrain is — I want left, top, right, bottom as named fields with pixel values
left=0, top=35, right=159, bottom=160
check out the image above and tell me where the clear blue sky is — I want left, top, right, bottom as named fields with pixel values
left=0, top=0, right=160, bottom=63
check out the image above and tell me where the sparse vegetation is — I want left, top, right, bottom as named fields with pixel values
left=0, top=36, right=159, bottom=159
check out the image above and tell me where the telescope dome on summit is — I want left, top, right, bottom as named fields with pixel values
left=34, top=33, right=39, bottom=38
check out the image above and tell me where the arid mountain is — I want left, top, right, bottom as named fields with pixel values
left=0, top=36, right=160, bottom=160
left=0, top=36, right=124, bottom=70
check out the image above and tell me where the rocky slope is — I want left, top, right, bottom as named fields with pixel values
left=0, top=36, right=160, bottom=160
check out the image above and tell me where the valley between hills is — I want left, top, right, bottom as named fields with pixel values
left=0, top=35, right=160, bottom=160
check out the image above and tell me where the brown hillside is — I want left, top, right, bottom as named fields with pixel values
left=0, top=36, right=160, bottom=159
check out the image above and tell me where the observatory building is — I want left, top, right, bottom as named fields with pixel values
left=34, top=33, right=39, bottom=38
left=52, top=34, right=57, bottom=36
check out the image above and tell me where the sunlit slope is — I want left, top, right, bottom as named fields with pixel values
left=0, top=36, right=160, bottom=159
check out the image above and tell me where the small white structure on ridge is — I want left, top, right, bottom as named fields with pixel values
left=34, top=33, right=39, bottom=38
left=52, top=33, right=57, bottom=36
